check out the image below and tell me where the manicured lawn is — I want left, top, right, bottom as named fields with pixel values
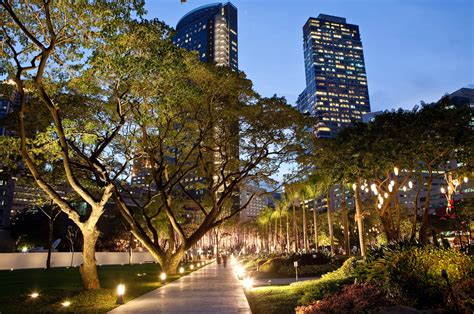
left=246, top=285, right=303, bottom=314
left=0, top=262, right=200, bottom=313
left=245, top=259, right=354, bottom=314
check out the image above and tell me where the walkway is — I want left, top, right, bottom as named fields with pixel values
left=109, top=261, right=251, bottom=314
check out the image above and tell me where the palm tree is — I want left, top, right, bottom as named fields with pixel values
left=257, top=207, right=272, bottom=252
left=304, top=184, right=319, bottom=252
left=285, top=187, right=301, bottom=252
left=311, top=172, right=335, bottom=255
left=339, top=183, right=351, bottom=255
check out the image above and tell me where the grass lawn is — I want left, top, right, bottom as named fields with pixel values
left=0, top=262, right=203, bottom=313
left=246, top=284, right=303, bottom=314
left=245, top=258, right=355, bottom=314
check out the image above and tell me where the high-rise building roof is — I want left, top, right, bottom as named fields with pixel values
left=174, top=2, right=238, bottom=71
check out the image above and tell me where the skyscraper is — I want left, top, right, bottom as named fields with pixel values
left=296, top=14, right=371, bottom=138
left=174, top=2, right=238, bottom=71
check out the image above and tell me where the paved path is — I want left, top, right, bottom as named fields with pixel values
left=109, top=262, right=251, bottom=314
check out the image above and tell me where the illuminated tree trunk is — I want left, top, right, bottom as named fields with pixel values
left=313, top=199, right=319, bottom=252
left=286, top=212, right=290, bottom=252
left=292, top=203, right=298, bottom=252
left=327, top=190, right=335, bottom=254
left=79, top=228, right=100, bottom=289
left=354, top=184, right=366, bottom=257
left=419, top=166, right=433, bottom=244
left=340, top=185, right=350, bottom=255
left=302, top=204, right=308, bottom=252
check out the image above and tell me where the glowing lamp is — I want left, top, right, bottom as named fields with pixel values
left=21, top=247, right=28, bottom=253
left=394, top=167, right=399, bottom=176
left=61, top=301, right=71, bottom=307
left=197, top=262, right=201, bottom=267
left=116, top=284, right=125, bottom=304
left=388, top=185, right=393, bottom=192
left=160, top=272, right=167, bottom=282
left=352, top=183, right=357, bottom=191
left=378, top=195, right=383, bottom=203
left=30, top=292, right=39, bottom=299
left=370, top=183, right=377, bottom=192
left=463, top=177, right=468, bottom=183
left=179, top=267, right=184, bottom=274
left=408, top=181, right=413, bottom=189
left=236, top=265, right=245, bottom=278
left=441, top=187, right=446, bottom=194
left=364, top=188, right=369, bottom=193
left=402, top=186, right=407, bottom=192
left=384, top=192, right=389, bottom=199
left=190, top=264, right=194, bottom=270
left=243, top=277, right=254, bottom=290
left=390, top=180, right=395, bottom=186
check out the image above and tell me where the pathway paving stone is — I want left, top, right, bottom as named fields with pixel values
left=108, top=261, right=251, bottom=314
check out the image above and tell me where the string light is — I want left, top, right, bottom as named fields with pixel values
left=394, top=167, right=399, bottom=176
left=408, top=181, right=413, bottom=189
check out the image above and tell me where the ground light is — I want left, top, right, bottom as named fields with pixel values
left=61, top=300, right=71, bottom=307
left=243, top=277, right=254, bottom=290
left=116, top=284, right=125, bottom=304
left=30, top=292, right=39, bottom=299
left=179, top=267, right=185, bottom=274
left=235, top=265, right=245, bottom=278
left=160, top=272, right=167, bottom=284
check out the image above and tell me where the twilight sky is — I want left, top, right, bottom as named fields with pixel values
left=146, top=0, right=473, bottom=112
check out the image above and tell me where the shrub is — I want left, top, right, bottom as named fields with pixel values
left=278, top=264, right=337, bottom=277
left=295, top=283, right=390, bottom=313
left=356, top=245, right=473, bottom=309
left=452, top=278, right=474, bottom=313
left=258, top=257, right=286, bottom=273
left=292, top=257, right=357, bottom=304
left=291, top=253, right=331, bottom=266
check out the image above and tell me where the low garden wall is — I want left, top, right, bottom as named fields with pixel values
left=0, top=252, right=155, bottom=270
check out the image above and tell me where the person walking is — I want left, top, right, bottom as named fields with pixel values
left=222, top=254, right=228, bottom=268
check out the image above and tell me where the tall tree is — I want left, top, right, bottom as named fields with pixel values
left=1, top=0, right=145, bottom=289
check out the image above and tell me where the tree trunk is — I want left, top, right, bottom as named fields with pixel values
left=286, top=212, right=290, bottom=253
left=292, top=203, right=298, bottom=252
left=162, top=250, right=185, bottom=275
left=313, top=199, right=318, bottom=252
left=79, top=228, right=100, bottom=289
left=419, top=166, right=433, bottom=243
left=354, top=184, right=366, bottom=257
left=274, top=217, right=278, bottom=251
left=302, top=204, right=308, bottom=252
left=46, top=219, right=53, bottom=270
left=279, top=213, right=283, bottom=252
left=340, top=185, right=350, bottom=255
left=411, top=188, right=421, bottom=241
left=327, top=191, right=334, bottom=254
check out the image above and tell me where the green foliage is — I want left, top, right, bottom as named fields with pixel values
left=356, top=245, right=473, bottom=309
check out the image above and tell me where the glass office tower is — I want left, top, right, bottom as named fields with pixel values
left=296, top=14, right=371, bottom=138
left=174, top=2, right=238, bottom=71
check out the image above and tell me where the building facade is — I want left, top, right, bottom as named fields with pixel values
left=174, top=2, right=238, bottom=71
left=296, top=14, right=371, bottom=138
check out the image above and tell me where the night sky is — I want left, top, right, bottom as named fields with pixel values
left=146, top=0, right=473, bottom=112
